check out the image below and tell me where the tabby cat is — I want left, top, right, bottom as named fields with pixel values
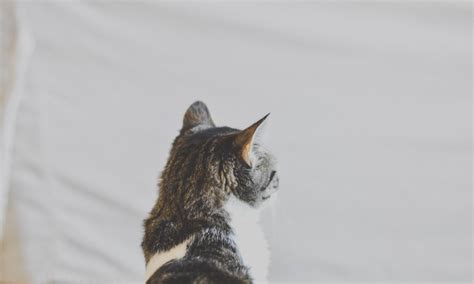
left=142, top=101, right=279, bottom=283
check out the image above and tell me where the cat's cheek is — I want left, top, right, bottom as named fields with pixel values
left=261, top=180, right=279, bottom=200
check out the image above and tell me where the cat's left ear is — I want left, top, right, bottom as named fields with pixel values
left=182, top=101, right=215, bottom=131
left=234, top=113, right=269, bottom=167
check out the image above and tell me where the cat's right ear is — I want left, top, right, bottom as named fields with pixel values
left=233, top=113, right=269, bottom=167
left=182, top=101, right=215, bottom=131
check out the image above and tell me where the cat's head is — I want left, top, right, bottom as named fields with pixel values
left=161, top=101, right=278, bottom=216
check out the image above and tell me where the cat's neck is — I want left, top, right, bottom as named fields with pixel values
left=223, top=196, right=270, bottom=282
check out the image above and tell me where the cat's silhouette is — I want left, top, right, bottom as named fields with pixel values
left=142, top=101, right=279, bottom=284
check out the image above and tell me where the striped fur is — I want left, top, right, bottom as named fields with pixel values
left=142, top=101, right=279, bottom=284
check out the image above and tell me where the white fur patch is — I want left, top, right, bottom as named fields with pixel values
left=224, top=196, right=270, bottom=282
left=145, top=237, right=192, bottom=281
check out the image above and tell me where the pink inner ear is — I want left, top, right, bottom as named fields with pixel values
left=241, top=142, right=253, bottom=167
left=235, top=127, right=256, bottom=167
left=235, top=113, right=270, bottom=167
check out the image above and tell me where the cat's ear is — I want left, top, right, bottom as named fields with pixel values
left=234, top=113, right=270, bottom=167
left=182, top=101, right=215, bottom=131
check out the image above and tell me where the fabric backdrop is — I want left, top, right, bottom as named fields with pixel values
left=7, top=1, right=472, bottom=283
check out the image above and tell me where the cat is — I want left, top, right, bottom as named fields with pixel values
left=142, top=101, right=279, bottom=284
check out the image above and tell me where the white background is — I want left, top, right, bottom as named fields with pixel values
left=8, top=2, right=472, bottom=282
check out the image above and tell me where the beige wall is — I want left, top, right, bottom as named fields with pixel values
left=0, top=2, right=29, bottom=283
left=0, top=199, right=30, bottom=284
